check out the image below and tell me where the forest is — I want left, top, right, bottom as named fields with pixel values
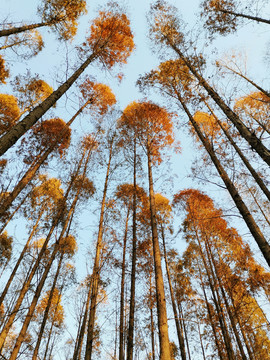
left=0, top=0, right=270, bottom=359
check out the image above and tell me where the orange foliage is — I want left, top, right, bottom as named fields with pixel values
left=32, top=118, right=71, bottom=156
left=115, top=183, right=147, bottom=207
left=0, top=231, right=13, bottom=266
left=81, top=5, right=134, bottom=69
left=0, top=55, right=9, bottom=84
left=0, top=94, right=20, bottom=135
left=71, top=175, right=95, bottom=200
left=79, top=78, right=116, bottom=115
left=119, top=101, right=176, bottom=163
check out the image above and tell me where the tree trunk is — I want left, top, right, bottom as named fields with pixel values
left=0, top=21, right=55, bottom=38
left=168, top=42, right=270, bottom=166
left=32, top=251, right=64, bottom=360
left=177, top=94, right=270, bottom=267
left=146, top=142, right=171, bottom=360
left=203, top=100, right=270, bottom=202
left=127, top=139, right=138, bottom=360
left=161, top=225, right=186, bottom=360
left=0, top=50, right=98, bottom=156
left=0, top=205, right=45, bottom=307
left=149, top=275, right=156, bottom=360
left=85, top=137, right=114, bottom=360
left=219, top=9, right=270, bottom=25
left=119, top=209, right=129, bottom=360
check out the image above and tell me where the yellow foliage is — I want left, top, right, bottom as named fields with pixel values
left=58, top=234, right=78, bottom=256
left=35, top=288, right=64, bottom=327
left=0, top=55, right=9, bottom=84
left=0, top=94, right=20, bottom=135
left=193, top=111, right=222, bottom=140
left=0, top=231, right=13, bottom=265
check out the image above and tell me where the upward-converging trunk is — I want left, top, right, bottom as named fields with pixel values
left=0, top=51, right=98, bottom=156
left=0, top=20, right=58, bottom=38
left=161, top=226, right=186, bottom=360
left=218, top=8, right=270, bottom=25
left=168, top=41, right=270, bottom=166
left=127, top=139, right=137, bottom=360
left=85, top=138, right=114, bottom=360
left=177, top=94, right=270, bottom=267
left=146, top=141, right=171, bottom=360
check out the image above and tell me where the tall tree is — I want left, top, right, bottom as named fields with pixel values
left=0, top=4, right=134, bottom=156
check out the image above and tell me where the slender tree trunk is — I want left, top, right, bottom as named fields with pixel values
left=85, top=138, right=114, bottom=360
left=197, top=322, right=207, bottom=360
left=9, top=175, right=82, bottom=360
left=146, top=142, right=171, bottom=360
left=218, top=65, right=270, bottom=99
left=32, top=251, right=64, bottom=360
left=177, top=94, right=270, bottom=267
left=168, top=41, right=270, bottom=165
left=149, top=275, right=156, bottom=360
left=204, top=239, right=248, bottom=360
left=127, top=139, right=138, bottom=360
left=0, top=49, right=99, bottom=155
left=178, top=302, right=191, bottom=360
left=161, top=225, right=186, bottom=360
left=119, top=209, right=130, bottom=360
left=0, top=147, right=88, bottom=354
left=197, top=262, right=225, bottom=360
left=219, top=8, right=270, bottom=25
left=204, top=100, right=270, bottom=202
left=0, top=21, right=55, bottom=38
left=73, top=277, right=93, bottom=360
left=0, top=205, right=45, bottom=307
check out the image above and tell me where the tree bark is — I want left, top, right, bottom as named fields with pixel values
left=127, top=139, right=138, bottom=360
left=161, top=226, right=186, bottom=360
left=177, top=94, right=270, bottom=267
left=168, top=41, right=270, bottom=166
left=85, top=137, right=114, bottom=360
left=0, top=51, right=98, bottom=156
left=0, top=21, right=55, bottom=38
left=219, top=9, right=270, bottom=25
left=119, top=209, right=129, bottom=360
left=146, top=142, right=171, bottom=360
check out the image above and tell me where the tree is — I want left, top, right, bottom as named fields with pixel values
left=119, top=101, right=176, bottom=360
left=148, top=1, right=270, bottom=166
left=0, top=4, right=134, bottom=156
left=0, top=0, right=87, bottom=40
left=0, top=117, right=71, bottom=218
left=138, top=57, right=270, bottom=267
left=200, top=0, right=270, bottom=38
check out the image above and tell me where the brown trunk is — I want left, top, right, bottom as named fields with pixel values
left=146, top=142, right=171, bottom=360
left=178, top=302, right=192, bottom=360
left=197, top=262, right=226, bottom=360
left=127, top=139, right=137, bottom=360
left=73, top=277, right=93, bottom=360
left=9, top=170, right=83, bottom=360
left=0, top=148, right=52, bottom=218
left=85, top=137, right=114, bottom=360
left=177, top=95, right=270, bottom=267
left=149, top=275, right=156, bottom=360
left=32, top=251, right=64, bottom=360
left=196, top=232, right=235, bottom=360
left=169, top=43, right=270, bottom=165
left=0, top=21, right=54, bottom=38
left=204, top=100, right=270, bottom=202
left=0, top=50, right=98, bottom=156
left=161, top=226, right=186, bottom=360
left=0, top=205, right=45, bottom=307
left=219, top=8, right=270, bottom=25
left=119, top=209, right=129, bottom=360
left=204, top=239, right=248, bottom=360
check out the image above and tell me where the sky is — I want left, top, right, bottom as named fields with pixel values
left=1, top=0, right=270, bottom=357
